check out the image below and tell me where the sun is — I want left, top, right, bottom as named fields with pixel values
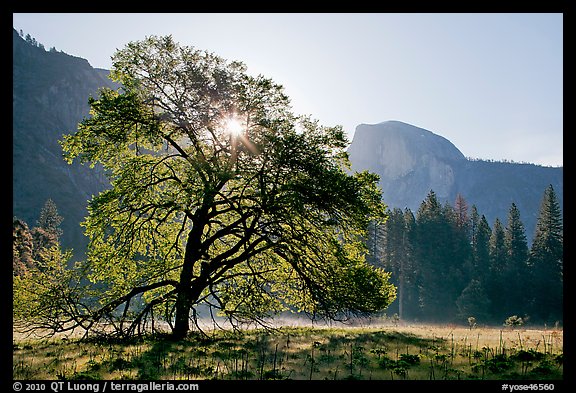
left=225, top=117, right=244, bottom=137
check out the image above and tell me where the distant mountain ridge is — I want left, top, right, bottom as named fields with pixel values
left=347, top=121, right=563, bottom=242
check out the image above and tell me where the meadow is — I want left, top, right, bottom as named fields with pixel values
left=13, top=319, right=563, bottom=381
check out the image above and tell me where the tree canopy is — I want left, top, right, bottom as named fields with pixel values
left=23, top=35, right=398, bottom=339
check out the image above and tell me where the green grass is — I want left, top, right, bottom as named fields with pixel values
left=13, top=325, right=563, bottom=380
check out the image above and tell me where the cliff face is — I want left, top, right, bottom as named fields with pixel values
left=12, top=29, right=117, bottom=257
left=347, top=121, right=563, bottom=241
left=348, top=121, right=466, bottom=211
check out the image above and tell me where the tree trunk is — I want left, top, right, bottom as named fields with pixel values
left=398, top=273, right=404, bottom=320
left=173, top=276, right=207, bottom=340
left=173, top=286, right=192, bottom=340
left=172, top=221, right=205, bottom=340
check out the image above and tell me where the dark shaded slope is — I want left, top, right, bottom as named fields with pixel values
left=13, top=29, right=117, bottom=258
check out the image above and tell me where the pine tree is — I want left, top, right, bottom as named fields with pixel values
left=448, top=196, right=473, bottom=293
left=381, top=208, right=403, bottom=316
left=529, top=185, right=563, bottom=323
left=470, top=205, right=480, bottom=257
left=366, top=219, right=385, bottom=266
left=488, top=218, right=507, bottom=321
left=401, top=208, right=418, bottom=320
left=31, top=199, right=64, bottom=267
left=36, top=199, right=64, bottom=239
left=382, top=207, right=417, bottom=319
left=414, top=190, right=466, bottom=321
left=414, top=191, right=443, bottom=319
left=456, top=279, right=492, bottom=323
left=471, top=206, right=492, bottom=285
left=454, top=194, right=470, bottom=230
left=503, top=203, right=530, bottom=318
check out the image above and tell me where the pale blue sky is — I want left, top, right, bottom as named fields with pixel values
left=13, top=13, right=563, bottom=167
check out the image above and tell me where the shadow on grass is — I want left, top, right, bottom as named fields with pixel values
left=120, top=328, right=448, bottom=380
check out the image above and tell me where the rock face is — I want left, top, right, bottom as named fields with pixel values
left=348, top=121, right=466, bottom=211
left=348, top=121, right=563, bottom=242
left=12, top=29, right=117, bottom=257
